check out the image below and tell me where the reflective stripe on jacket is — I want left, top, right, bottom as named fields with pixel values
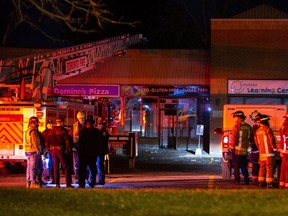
left=280, top=122, right=288, bottom=154
left=230, top=122, right=252, bottom=155
left=255, top=124, right=276, bottom=158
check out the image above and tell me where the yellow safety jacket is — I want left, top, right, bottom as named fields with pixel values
left=25, top=127, right=40, bottom=156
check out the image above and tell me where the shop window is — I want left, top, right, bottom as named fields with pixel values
left=229, top=97, right=244, bottom=104
left=245, top=97, right=281, bottom=105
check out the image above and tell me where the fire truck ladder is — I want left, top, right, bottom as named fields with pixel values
left=0, top=34, right=145, bottom=100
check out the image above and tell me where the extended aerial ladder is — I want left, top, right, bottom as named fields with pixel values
left=0, top=34, right=145, bottom=101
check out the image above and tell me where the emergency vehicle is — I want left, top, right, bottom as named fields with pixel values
left=0, top=34, right=144, bottom=169
left=0, top=99, right=94, bottom=168
left=214, top=104, right=287, bottom=179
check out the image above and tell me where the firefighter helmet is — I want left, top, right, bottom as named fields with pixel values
left=250, top=111, right=261, bottom=122
left=97, top=117, right=106, bottom=124
left=29, top=116, right=39, bottom=124
left=77, top=111, right=86, bottom=119
left=259, top=114, right=270, bottom=124
left=233, top=111, right=246, bottom=119
left=254, top=113, right=262, bottom=123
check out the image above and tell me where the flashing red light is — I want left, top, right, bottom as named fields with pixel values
left=222, top=135, right=229, bottom=148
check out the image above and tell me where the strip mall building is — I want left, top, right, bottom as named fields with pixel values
left=2, top=4, right=288, bottom=155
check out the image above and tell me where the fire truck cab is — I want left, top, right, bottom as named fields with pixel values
left=214, top=104, right=287, bottom=179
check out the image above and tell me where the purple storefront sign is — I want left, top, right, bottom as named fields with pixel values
left=53, top=85, right=120, bottom=97
left=121, top=85, right=210, bottom=97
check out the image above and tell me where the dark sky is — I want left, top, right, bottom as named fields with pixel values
left=0, top=0, right=288, bottom=49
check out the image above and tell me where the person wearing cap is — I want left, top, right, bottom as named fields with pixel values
left=72, top=111, right=87, bottom=184
left=229, top=110, right=253, bottom=185
left=25, top=116, right=43, bottom=188
left=46, top=118, right=73, bottom=188
left=42, top=120, right=55, bottom=184
left=279, top=112, right=288, bottom=189
left=254, top=114, right=277, bottom=188
left=95, top=116, right=110, bottom=185
left=249, top=112, right=261, bottom=185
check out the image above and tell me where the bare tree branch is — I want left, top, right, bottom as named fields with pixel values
left=2, top=0, right=140, bottom=44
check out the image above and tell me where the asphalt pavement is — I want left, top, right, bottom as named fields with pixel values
left=1, top=144, right=264, bottom=189
left=109, top=144, right=222, bottom=175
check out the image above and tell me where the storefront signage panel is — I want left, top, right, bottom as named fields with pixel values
left=121, top=86, right=209, bottom=97
left=228, top=80, right=288, bottom=95
left=53, top=85, right=120, bottom=97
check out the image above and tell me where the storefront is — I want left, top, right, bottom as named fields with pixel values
left=53, top=84, right=211, bottom=152
left=119, top=85, right=210, bottom=152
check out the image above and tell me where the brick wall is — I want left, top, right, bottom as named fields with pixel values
left=210, top=19, right=288, bottom=146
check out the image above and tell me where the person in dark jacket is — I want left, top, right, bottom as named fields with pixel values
left=78, top=118, right=99, bottom=188
left=41, top=120, right=55, bottom=184
left=46, top=118, right=73, bottom=188
left=95, top=116, right=110, bottom=185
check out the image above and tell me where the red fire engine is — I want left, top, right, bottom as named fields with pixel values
left=0, top=34, right=144, bottom=169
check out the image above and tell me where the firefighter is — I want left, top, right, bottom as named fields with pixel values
left=229, top=110, right=253, bottom=185
left=46, top=118, right=73, bottom=188
left=249, top=112, right=261, bottom=185
left=25, top=116, right=43, bottom=188
left=95, top=116, right=110, bottom=185
left=42, top=120, right=55, bottom=184
left=279, top=112, right=288, bottom=189
left=254, top=114, right=277, bottom=188
left=72, top=110, right=87, bottom=184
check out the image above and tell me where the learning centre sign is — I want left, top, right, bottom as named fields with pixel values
left=228, top=80, right=288, bottom=95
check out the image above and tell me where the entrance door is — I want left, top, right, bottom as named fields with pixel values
left=159, top=103, right=178, bottom=148
left=159, top=98, right=198, bottom=150
left=177, top=98, right=197, bottom=150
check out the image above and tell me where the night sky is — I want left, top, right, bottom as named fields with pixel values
left=0, top=0, right=288, bottom=49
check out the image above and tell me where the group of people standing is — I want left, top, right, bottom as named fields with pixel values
left=24, top=111, right=109, bottom=189
left=229, top=110, right=288, bottom=189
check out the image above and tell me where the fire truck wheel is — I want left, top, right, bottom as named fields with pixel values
left=0, top=161, right=5, bottom=169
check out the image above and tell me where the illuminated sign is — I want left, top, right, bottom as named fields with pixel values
left=65, top=56, right=88, bottom=73
left=53, top=85, right=120, bottom=97
left=228, top=80, right=288, bottom=95
left=121, top=85, right=209, bottom=97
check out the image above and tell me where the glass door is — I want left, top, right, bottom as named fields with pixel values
left=158, top=98, right=198, bottom=149
left=159, top=101, right=178, bottom=148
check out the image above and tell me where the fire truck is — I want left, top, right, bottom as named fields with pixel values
left=214, top=104, right=287, bottom=179
left=0, top=34, right=144, bottom=169
left=0, top=99, right=95, bottom=168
